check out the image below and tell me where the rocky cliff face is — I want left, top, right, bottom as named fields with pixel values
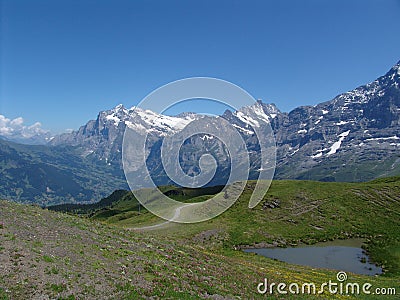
left=50, top=61, right=400, bottom=183
left=269, top=61, right=400, bottom=181
left=50, top=105, right=197, bottom=166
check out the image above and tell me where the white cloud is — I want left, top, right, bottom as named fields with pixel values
left=10, top=117, right=24, bottom=127
left=0, top=114, right=50, bottom=142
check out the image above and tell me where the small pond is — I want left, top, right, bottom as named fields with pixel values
left=244, top=239, right=382, bottom=276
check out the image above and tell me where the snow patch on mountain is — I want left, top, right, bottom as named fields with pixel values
left=327, top=130, right=350, bottom=156
left=335, top=121, right=349, bottom=126
left=105, top=114, right=121, bottom=126
left=200, top=134, right=214, bottom=141
left=311, top=148, right=329, bottom=159
left=252, top=105, right=271, bottom=123
left=365, top=136, right=399, bottom=142
left=311, top=152, right=322, bottom=159
left=233, top=101, right=280, bottom=128
left=234, top=111, right=260, bottom=128
left=125, top=121, right=146, bottom=132
left=131, top=107, right=196, bottom=132
left=232, top=124, right=254, bottom=135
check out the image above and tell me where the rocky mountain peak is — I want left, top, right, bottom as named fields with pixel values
left=49, top=59, right=400, bottom=183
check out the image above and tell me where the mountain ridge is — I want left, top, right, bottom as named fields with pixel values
left=50, top=59, right=400, bottom=183
left=1, top=60, right=399, bottom=204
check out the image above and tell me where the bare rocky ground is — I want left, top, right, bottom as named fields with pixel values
left=0, top=200, right=271, bottom=299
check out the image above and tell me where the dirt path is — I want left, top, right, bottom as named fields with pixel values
left=132, top=203, right=193, bottom=230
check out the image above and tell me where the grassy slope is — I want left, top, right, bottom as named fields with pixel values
left=94, top=178, right=400, bottom=277
left=48, top=186, right=223, bottom=221
left=1, top=178, right=400, bottom=299
left=0, top=200, right=364, bottom=300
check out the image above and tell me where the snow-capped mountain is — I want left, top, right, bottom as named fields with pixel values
left=51, top=60, right=400, bottom=183
left=50, top=105, right=197, bottom=163
left=222, top=100, right=280, bottom=135
left=104, top=104, right=196, bottom=135
left=2, top=60, right=400, bottom=204
left=270, top=60, right=400, bottom=181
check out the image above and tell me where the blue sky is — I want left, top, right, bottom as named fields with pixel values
left=1, top=0, right=400, bottom=132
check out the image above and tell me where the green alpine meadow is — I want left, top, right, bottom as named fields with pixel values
left=1, top=178, right=399, bottom=299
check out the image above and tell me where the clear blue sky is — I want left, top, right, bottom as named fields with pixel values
left=1, top=0, right=400, bottom=132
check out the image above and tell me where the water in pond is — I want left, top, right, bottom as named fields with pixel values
left=244, top=239, right=382, bottom=276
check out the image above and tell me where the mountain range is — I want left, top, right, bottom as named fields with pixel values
left=1, top=60, right=399, bottom=205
